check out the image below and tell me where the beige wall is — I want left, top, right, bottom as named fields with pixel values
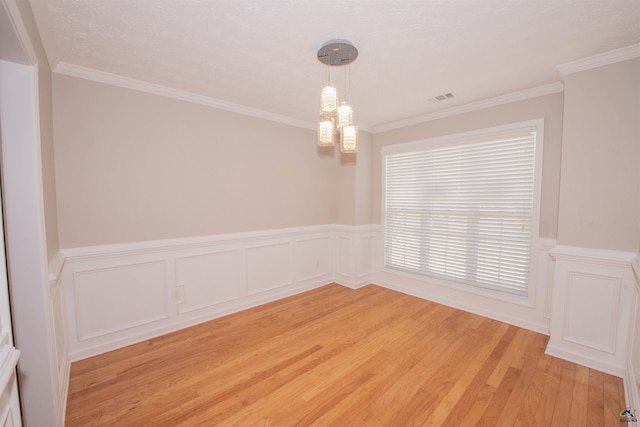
left=14, top=0, right=59, bottom=261
left=53, top=60, right=639, bottom=252
left=331, top=130, right=373, bottom=226
left=53, top=74, right=348, bottom=248
left=372, top=92, right=564, bottom=239
left=557, top=58, right=640, bottom=252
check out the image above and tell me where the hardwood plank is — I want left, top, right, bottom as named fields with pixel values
left=569, top=365, right=590, bottom=426
left=512, top=351, right=552, bottom=426
left=586, top=369, right=605, bottom=427
left=540, top=355, right=565, bottom=426
left=65, top=284, right=626, bottom=426
left=550, top=362, right=578, bottom=426
left=476, top=366, right=521, bottom=426
left=604, top=373, right=624, bottom=427
left=442, top=323, right=515, bottom=426
left=495, top=332, right=548, bottom=425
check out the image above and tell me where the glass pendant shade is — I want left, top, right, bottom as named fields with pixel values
left=337, top=103, right=353, bottom=128
left=318, top=116, right=335, bottom=147
left=320, top=85, right=337, bottom=112
left=340, top=125, right=358, bottom=153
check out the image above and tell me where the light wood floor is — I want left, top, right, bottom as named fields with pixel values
left=66, top=284, right=626, bottom=426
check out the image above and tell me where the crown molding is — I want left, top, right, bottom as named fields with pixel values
left=2, top=0, right=38, bottom=65
left=557, top=43, right=640, bottom=76
left=373, top=82, right=564, bottom=134
left=53, top=62, right=318, bottom=131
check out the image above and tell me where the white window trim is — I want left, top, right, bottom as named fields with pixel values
left=380, top=119, right=545, bottom=306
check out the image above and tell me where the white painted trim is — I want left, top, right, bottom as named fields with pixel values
left=245, top=241, right=294, bottom=296
left=73, top=260, right=169, bottom=341
left=53, top=62, right=319, bottom=131
left=632, top=255, right=640, bottom=288
left=625, top=285, right=639, bottom=411
left=547, top=245, right=636, bottom=380
left=374, top=277, right=549, bottom=335
left=624, top=373, right=637, bottom=414
left=373, top=83, right=563, bottom=133
left=546, top=342, right=626, bottom=377
left=562, top=272, right=621, bottom=354
left=1, top=0, right=37, bottom=65
left=0, top=59, right=62, bottom=424
left=550, top=245, right=636, bottom=267
left=63, top=224, right=336, bottom=262
left=61, top=222, right=639, bottom=392
left=540, top=238, right=557, bottom=320
left=52, top=61, right=561, bottom=136
left=0, top=348, right=19, bottom=397
left=68, top=279, right=332, bottom=362
left=624, top=255, right=640, bottom=410
left=381, top=118, right=545, bottom=156
left=48, top=252, right=65, bottom=286
left=557, top=43, right=640, bottom=76
left=63, top=224, right=347, bottom=360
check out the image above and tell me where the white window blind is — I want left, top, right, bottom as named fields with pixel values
left=384, top=125, right=539, bottom=297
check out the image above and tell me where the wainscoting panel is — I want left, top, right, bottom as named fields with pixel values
left=175, top=249, right=243, bottom=314
left=335, top=236, right=353, bottom=278
left=50, top=271, right=69, bottom=398
left=358, top=236, right=375, bottom=279
left=73, top=261, right=169, bottom=341
left=293, top=236, right=332, bottom=282
left=246, top=241, right=293, bottom=295
left=62, top=225, right=345, bottom=360
left=547, top=246, right=636, bottom=376
left=564, top=272, right=620, bottom=353
left=623, top=255, right=640, bottom=412
left=334, top=225, right=377, bottom=288
left=48, top=253, right=70, bottom=420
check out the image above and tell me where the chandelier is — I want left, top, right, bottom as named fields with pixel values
left=317, top=40, right=358, bottom=153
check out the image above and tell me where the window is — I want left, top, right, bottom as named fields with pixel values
left=383, top=121, right=543, bottom=297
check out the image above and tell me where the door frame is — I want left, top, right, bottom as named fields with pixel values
left=0, top=0, right=63, bottom=425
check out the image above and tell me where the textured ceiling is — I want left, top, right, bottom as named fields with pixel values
left=29, top=0, right=640, bottom=130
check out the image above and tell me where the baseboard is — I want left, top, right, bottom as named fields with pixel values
left=624, top=368, right=637, bottom=409
left=545, top=343, right=626, bottom=377
left=374, top=278, right=550, bottom=335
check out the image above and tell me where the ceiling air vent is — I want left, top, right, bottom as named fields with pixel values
left=428, top=92, right=455, bottom=103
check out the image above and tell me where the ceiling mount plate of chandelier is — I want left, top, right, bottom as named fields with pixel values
left=316, top=39, right=359, bottom=153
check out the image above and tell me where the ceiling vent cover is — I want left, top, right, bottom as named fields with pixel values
left=428, top=92, right=455, bottom=103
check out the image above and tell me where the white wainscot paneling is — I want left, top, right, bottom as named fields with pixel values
left=246, top=241, right=293, bottom=295
left=293, top=237, right=331, bottom=282
left=624, top=255, right=640, bottom=413
left=175, top=249, right=243, bottom=314
left=335, top=236, right=353, bottom=278
left=564, top=272, right=620, bottom=352
left=61, top=224, right=375, bottom=360
left=0, top=369, right=20, bottom=427
left=547, top=246, right=636, bottom=376
left=358, top=236, right=375, bottom=278
left=50, top=275, right=69, bottom=405
left=334, top=225, right=377, bottom=289
left=73, top=261, right=168, bottom=341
